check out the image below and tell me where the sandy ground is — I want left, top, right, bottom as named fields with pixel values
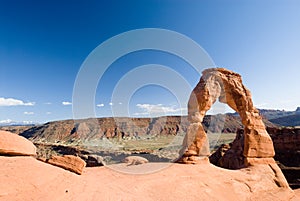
left=293, top=189, right=300, bottom=201
left=0, top=156, right=297, bottom=201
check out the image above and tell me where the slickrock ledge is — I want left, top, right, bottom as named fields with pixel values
left=0, top=157, right=296, bottom=201
left=47, top=155, right=86, bottom=175
left=0, top=130, right=36, bottom=156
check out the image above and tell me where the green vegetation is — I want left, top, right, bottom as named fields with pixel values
left=83, top=133, right=236, bottom=153
left=208, top=133, right=236, bottom=151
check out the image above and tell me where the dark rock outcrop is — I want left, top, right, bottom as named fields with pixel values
left=212, top=126, right=300, bottom=189
left=80, top=154, right=105, bottom=167
left=267, top=127, right=300, bottom=189
left=209, top=129, right=245, bottom=169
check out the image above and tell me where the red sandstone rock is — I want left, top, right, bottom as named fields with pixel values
left=213, top=130, right=245, bottom=169
left=0, top=130, right=36, bottom=156
left=267, top=127, right=300, bottom=188
left=122, top=156, right=149, bottom=165
left=244, top=157, right=276, bottom=166
left=292, top=189, right=300, bottom=201
left=47, top=155, right=86, bottom=175
left=179, top=68, right=275, bottom=164
left=0, top=157, right=296, bottom=201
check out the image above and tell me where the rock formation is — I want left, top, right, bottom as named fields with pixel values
left=267, top=127, right=300, bottom=156
left=0, top=130, right=36, bottom=156
left=122, top=156, right=149, bottom=166
left=0, top=156, right=297, bottom=200
left=9, top=115, right=275, bottom=143
left=209, top=126, right=300, bottom=189
left=267, top=127, right=300, bottom=189
left=218, top=129, right=245, bottom=169
left=178, top=68, right=275, bottom=165
left=47, top=155, right=86, bottom=175
left=80, top=154, right=105, bottom=167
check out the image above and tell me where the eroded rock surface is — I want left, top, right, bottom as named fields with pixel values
left=209, top=129, right=245, bottom=170
left=13, top=115, right=277, bottom=144
left=80, top=154, right=105, bottom=167
left=47, top=155, right=86, bottom=175
left=0, top=156, right=296, bottom=201
left=122, top=156, right=149, bottom=166
left=267, top=127, right=300, bottom=189
left=0, top=130, right=36, bottom=156
left=179, top=68, right=275, bottom=164
left=210, top=126, right=300, bottom=189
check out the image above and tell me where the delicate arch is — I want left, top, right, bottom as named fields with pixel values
left=178, top=68, right=275, bottom=165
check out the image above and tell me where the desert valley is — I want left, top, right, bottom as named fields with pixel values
left=2, top=1, right=300, bottom=200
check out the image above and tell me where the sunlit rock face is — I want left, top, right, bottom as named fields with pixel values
left=178, top=68, right=275, bottom=164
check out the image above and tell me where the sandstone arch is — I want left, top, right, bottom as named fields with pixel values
left=178, top=68, right=275, bottom=165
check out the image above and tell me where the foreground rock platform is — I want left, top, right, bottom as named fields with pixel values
left=0, top=157, right=297, bottom=201
left=0, top=130, right=36, bottom=156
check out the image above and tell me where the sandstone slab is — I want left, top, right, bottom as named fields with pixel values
left=122, top=156, right=149, bottom=165
left=0, top=130, right=36, bottom=156
left=47, top=155, right=86, bottom=175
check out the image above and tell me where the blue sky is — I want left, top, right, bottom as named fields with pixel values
left=0, top=0, right=299, bottom=123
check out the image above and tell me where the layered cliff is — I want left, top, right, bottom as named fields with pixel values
left=7, top=115, right=274, bottom=144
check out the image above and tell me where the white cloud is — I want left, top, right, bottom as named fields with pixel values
left=0, top=119, right=13, bottom=124
left=22, top=120, right=34, bottom=124
left=0, top=119, right=35, bottom=125
left=109, top=102, right=113, bottom=106
left=119, top=102, right=122, bottom=105
left=133, top=112, right=149, bottom=116
left=24, top=111, right=34, bottom=115
left=135, top=104, right=187, bottom=116
left=62, top=101, right=72, bottom=105
left=44, top=102, right=52, bottom=105
left=97, top=103, right=104, bottom=107
left=0, top=97, right=35, bottom=106
left=46, top=112, right=52, bottom=115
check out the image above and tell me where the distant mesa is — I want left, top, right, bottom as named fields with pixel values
left=3, top=115, right=274, bottom=144
left=258, top=107, right=300, bottom=126
left=270, top=113, right=300, bottom=127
